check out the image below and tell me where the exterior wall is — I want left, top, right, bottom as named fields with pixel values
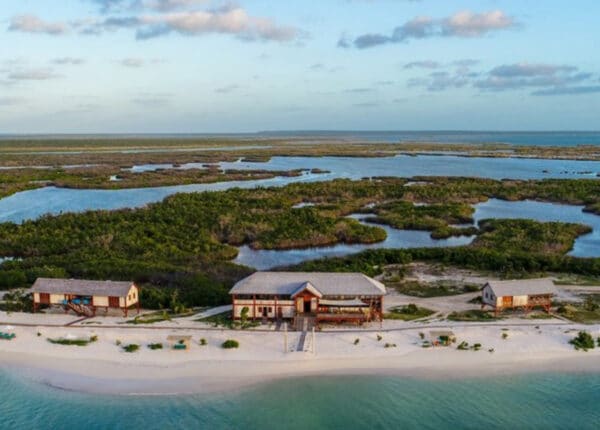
left=93, top=296, right=109, bottom=307
left=233, top=299, right=295, bottom=319
left=482, top=285, right=496, bottom=307
left=50, top=294, right=65, bottom=304
left=125, top=285, right=139, bottom=307
left=512, top=295, right=528, bottom=307
left=496, top=297, right=503, bottom=307
left=33, top=292, right=40, bottom=303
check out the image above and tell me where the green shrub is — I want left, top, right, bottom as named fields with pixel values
left=502, top=332, right=509, bottom=339
left=569, top=331, right=595, bottom=351
left=200, top=338, right=207, bottom=346
left=148, top=343, right=163, bottom=350
left=222, top=339, right=239, bottom=349
left=90, top=335, right=98, bottom=342
left=354, top=338, right=360, bottom=345
left=457, top=341, right=469, bottom=350
left=47, top=336, right=96, bottom=346
left=376, top=334, right=383, bottom=341
left=419, top=332, right=425, bottom=339
left=384, top=343, right=397, bottom=348
left=123, top=344, right=140, bottom=353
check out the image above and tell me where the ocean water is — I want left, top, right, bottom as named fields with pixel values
left=4, top=131, right=599, bottom=146
left=0, top=371, right=599, bottom=430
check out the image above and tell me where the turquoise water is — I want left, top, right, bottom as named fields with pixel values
left=1, top=371, right=599, bottom=429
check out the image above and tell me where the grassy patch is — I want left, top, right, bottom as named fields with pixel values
left=447, top=310, right=499, bottom=322
left=197, top=311, right=259, bottom=329
left=147, top=343, right=163, bottom=350
left=384, top=304, right=435, bottom=321
left=47, top=335, right=98, bottom=346
left=390, top=280, right=480, bottom=297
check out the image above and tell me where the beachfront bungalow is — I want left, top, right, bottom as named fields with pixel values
left=229, top=272, right=386, bottom=328
left=481, top=278, right=558, bottom=315
left=32, top=278, right=140, bottom=317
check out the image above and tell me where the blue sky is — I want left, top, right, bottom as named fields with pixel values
left=1, top=0, right=599, bottom=133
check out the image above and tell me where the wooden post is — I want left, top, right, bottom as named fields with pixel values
left=252, top=294, right=256, bottom=321
left=284, top=322, right=288, bottom=353
left=274, top=295, right=278, bottom=321
left=232, top=294, right=236, bottom=320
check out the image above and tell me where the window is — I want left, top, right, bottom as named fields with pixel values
left=268, top=307, right=273, bottom=313
left=258, top=307, right=263, bottom=312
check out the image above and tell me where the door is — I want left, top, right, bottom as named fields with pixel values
left=108, top=296, right=120, bottom=308
left=262, top=307, right=268, bottom=317
left=304, top=299, right=312, bottom=313
left=502, top=296, right=513, bottom=308
left=39, top=293, right=50, bottom=304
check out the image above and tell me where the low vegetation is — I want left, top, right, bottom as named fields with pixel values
left=384, top=304, right=435, bottom=321
left=123, top=344, right=140, bottom=353
left=48, top=335, right=98, bottom=346
left=556, top=296, right=600, bottom=323
left=147, top=343, right=163, bottom=350
left=1, top=177, right=600, bottom=310
left=569, top=331, right=596, bottom=351
left=389, top=280, right=480, bottom=297
left=221, top=339, right=239, bottom=349
left=447, top=310, right=498, bottom=322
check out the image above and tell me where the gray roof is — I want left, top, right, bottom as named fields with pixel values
left=230, top=272, right=386, bottom=297
left=31, top=278, right=134, bottom=297
left=484, top=278, right=558, bottom=297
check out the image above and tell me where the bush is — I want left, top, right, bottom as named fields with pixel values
left=115, top=339, right=121, bottom=346
left=48, top=336, right=97, bottom=346
left=569, top=331, right=595, bottom=351
left=221, top=339, right=239, bottom=349
left=354, top=338, right=360, bottom=345
left=384, top=343, right=397, bottom=348
left=200, top=338, right=207, bottom=346
left=148, top=343, right=163, bottom=350
left=457, top=341, right=469, bottom=350
left=502, top=332, right=509, bottom=339
left=123, top=344, right=140, bottom=353
left=376, top=334, right=383, bottom=341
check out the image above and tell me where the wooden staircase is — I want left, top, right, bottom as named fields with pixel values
left=66, top=302, right=95, bottom=317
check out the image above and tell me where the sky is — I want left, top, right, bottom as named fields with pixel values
left=1, top=0, right=599, bottom=133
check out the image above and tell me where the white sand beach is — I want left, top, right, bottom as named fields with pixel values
left=1, top=310, right=599, bottom=396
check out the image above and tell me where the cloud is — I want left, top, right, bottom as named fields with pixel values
left=8, top=15, right=68, bottom=35
left=131, top=92, right=171, bottom=106
left=0, top=97, right=24, bottom=106
left=532, top=86, right=600, bottom=96
left=79, top=6, right=300, bottom=42
left=7, top=69, right=61, bottom=80
left=143, top=0, right=208, bottom=12
left=404, top=60, right=441, bottom=69
left=119, top=58, right=145, bottom=67
left=215, top=84, right=239, bottom=94
left=408, top=71, right=470, bottom=92
left=476, top=63, right=591, bottom=91
left=52, top=57, right=86, bottom=65
left=344, top=87, right=374, bottom=93
left=347, top=10, right=517, bottom=49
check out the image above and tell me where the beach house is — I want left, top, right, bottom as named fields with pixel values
left=481, top=278, right=557, bottom=315
left=32, top=278, right=140, bottom=317
left=229, top=272, right=386, bottom=327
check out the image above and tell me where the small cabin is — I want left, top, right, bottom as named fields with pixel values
left=32, top=278, right=140, bottom=317
left=481, top=278, right=557, bottom=315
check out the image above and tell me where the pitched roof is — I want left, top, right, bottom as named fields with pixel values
left=291, top=282, right=323, bottom=298
left=31, top=278, right=134, bottom=297
left=484, top=278, right=558, bottom=297
left=230, top=272, right=386, bottom=297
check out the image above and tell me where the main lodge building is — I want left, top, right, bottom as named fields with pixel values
left=229, top=272, right=386, bottom=326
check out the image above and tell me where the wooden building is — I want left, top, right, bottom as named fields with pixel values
left=481, top=278, right=557, bottom=315
left=32, top=278, right=140, bottom=317
left=229, top=272, right=386, bottom=327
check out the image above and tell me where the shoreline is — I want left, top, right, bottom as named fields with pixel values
left=1, top=322, right=599, bottom=396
